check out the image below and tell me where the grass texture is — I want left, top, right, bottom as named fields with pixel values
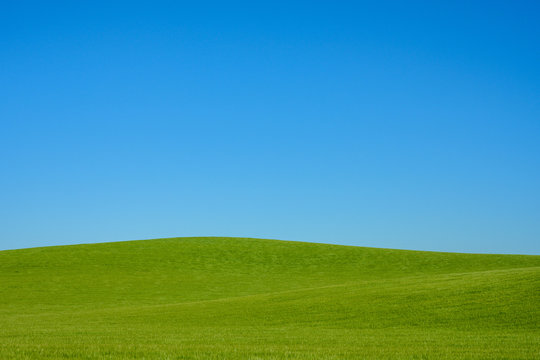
left=1, top=237, right=539, bottom=359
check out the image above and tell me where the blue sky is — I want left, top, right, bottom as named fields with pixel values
left=1, top=1, right=539, bottom=253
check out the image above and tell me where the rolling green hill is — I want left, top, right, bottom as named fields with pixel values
left=1, top=237, right=539, bottom=359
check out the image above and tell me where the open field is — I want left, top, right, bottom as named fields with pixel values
left=1, top=237, right=539, bottom=359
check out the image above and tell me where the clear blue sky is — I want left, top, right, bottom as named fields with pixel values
left=1, top=1, right=539, bottom=254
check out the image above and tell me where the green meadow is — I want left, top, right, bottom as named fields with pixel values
left=1, top=237, right=539, bottom=359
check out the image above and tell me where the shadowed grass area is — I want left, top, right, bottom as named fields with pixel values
left=1, top=237, right=539, bottom=359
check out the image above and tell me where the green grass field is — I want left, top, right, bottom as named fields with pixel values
left=1, top=237, right=539, bottom=359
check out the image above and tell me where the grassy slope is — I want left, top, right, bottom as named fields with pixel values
left=0, top=237, right=539, bottom=359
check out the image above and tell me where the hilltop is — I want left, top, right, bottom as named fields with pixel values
left=1, top=237, right=539, bottom=359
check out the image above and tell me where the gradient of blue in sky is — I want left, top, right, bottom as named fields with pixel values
left=1, top=1, right=539, bottom=253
